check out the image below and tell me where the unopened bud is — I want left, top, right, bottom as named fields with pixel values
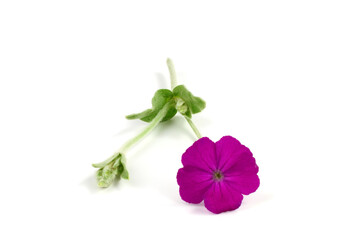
left=175, top=98, right=188, bottom=114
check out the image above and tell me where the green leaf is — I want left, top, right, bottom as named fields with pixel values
left=126, top=89, right=177, bottom=123
left=118, top=155, right=129, bottom=180
left=120, top=167, right=129, bottom=180
left=125, top=109, right=152, bottom=120
left=173, top=85, right=206, bottom=117
left=92, top=153, right=120, bottom=168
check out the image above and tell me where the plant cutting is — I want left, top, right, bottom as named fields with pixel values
left=91, top=59, right=259, bottom=214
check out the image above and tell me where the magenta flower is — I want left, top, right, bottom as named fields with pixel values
left=177, top=136, right=260, bottom=214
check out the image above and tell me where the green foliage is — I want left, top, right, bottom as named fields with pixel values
left=126, top=85, right=206, bottom=122
left=126, top=89, right=177, bottom=123
left=92, top=59, right=206, bottom=189
left=93, top=153, right=129, bottom=187
left=92, top=153, right=120, bottom=168
left=118, top=155, right=129, bottom=180
left=173, top=85, right=206, bottom=118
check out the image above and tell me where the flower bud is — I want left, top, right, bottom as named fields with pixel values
left=96, top=162, right=119, bottom=188
left=175, top=98, right=188, bottom=114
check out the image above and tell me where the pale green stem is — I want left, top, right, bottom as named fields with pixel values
left=185, top=116, right=202, bottom=139
left=118, top=102, right=172, bottom=154
left=167, top=58, right=177, bottom=90
left=167, top=58, right=202, bottom=139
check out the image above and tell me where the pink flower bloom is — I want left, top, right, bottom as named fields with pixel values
left=177, top=136, right=260, bottom=214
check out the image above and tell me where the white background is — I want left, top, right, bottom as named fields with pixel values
left=1, top=0, right=349, bottom=239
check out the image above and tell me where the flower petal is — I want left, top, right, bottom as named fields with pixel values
left=224, top=174, right=260, bottom=195
left=216, top=136, right=258, bottom=175
left=181, top=137, right=217, bottom=172
left=177, top=166, right=213, bottom=204
left=204, top=181, right=243, bottom=214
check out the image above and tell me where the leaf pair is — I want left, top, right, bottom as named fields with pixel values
left=126, top=85, right=205, bottom=123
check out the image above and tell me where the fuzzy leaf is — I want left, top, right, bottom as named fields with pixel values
left=126, top=89, right=177, bottom=123
left=92, top=153, right=120, bottom=168
left=173, top=85, right=206, bottom=117
left=118, top=155, right=129, bottom=180
left=125, top=109, right=152, bottom=120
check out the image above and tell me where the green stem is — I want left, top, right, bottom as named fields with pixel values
left=118, top=102, right=173, bottom=154
left=167, top=58, right=177, bottom=90
left=184, top=116, right=202, bottom=139
left=167, top=58, right=202, bottom=139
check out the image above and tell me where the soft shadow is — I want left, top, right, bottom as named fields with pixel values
left=189, top=202, right=214, bottom=215
left=190, top=202, right=244, bottom=216
left=154, top=72, right=168, bottom=89
left=157, top=116, right=198, bottom=141
left=242, top=192, right=273, bottom=210
left=158, top=181, right=180, bottom=203
left=80, top=174, right=101, bottom=194
left=113, top=121, right=145, bottom=136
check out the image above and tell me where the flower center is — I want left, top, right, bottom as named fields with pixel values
left=213, top=170, right=224, bottom=181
